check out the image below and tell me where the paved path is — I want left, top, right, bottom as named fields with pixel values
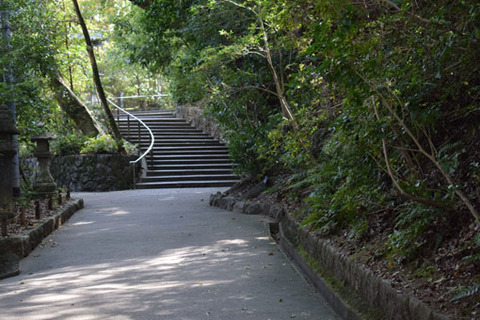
left=0, top=188, right=339, bottom=320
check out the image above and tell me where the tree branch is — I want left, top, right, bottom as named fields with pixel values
left=229, top=85, right=279, bottom=97
left=359, top=71, right=480, bottom=222
left=372, top=97, right=448, bottom=208
left=378, top=0, right=432, bottom=24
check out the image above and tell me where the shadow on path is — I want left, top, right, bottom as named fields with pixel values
left=0, top=188, right=338, bottom=320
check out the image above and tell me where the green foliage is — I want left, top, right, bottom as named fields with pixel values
left=1, top=0, right=61, bottom=138
left=297, top=150, right=386, bottom=237
left=80, top=134, right=122, bottom=154
left=450, top=283, right=480, bottom=302
left=1, top=0, right=164, bottom=161
left=462, top=233, right=480, bottom=263
left=51, top=132, right=137, bottom=156
left=51, top=133, right=88, bottom=155
left=206, top=85, right=281, bottom=174
left=388, top=205, right=442, bottom=259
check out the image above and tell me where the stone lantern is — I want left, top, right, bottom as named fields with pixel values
left=0, top=104, right=19, bottom=221
left=31, top=132, right=57, bottom=198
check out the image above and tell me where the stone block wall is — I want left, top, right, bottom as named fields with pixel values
left=175, top=105, right=223, bottom=141
left=22, top=154, right=140, bottom=192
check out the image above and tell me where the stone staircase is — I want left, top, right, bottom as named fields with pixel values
left=117, top=109, right=238, bottom=189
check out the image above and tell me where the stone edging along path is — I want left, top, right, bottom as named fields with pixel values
left=210, top=192, right=451, bottom=320
left=0, top=199, right=84, bottom=280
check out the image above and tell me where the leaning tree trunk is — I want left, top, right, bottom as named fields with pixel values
left=71, top=0, right=123, bottom=148
left=51, top=72, right=104, bottom=137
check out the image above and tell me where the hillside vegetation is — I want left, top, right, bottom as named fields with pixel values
left=121, top=1, right=480, bottom=317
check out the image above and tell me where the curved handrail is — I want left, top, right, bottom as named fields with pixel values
left=107, top=98, right=155, bottom=164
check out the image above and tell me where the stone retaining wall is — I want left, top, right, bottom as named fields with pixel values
left=22, top=154, right=141, bottom=192
left=175, top=105, right=223, bottom=141
left=0, top=199, right=83, bottom=279
left=210, top=192, right=451, bottom=320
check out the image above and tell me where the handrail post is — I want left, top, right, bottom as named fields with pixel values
left=132, top=162, right=136, bottom=190
left=127, top=115, right=130, bottom=137
left=138, top=122, right=141, bottom=145
left=150, top=149, right=154, bottom=170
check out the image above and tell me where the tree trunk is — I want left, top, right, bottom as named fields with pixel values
left=258, top=14, right=295, bottom=121
left=1, top=9, right=20, bottom=197
left=71, top=0, right=123, bottom=148
left=51, top=72, right=104, bottom=137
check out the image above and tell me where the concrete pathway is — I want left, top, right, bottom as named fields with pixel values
left=0, top=188, right=339, bottom=320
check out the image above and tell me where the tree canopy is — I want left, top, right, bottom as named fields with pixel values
left=0, top=0, right=165, bottom=156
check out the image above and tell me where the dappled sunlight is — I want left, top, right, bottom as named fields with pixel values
left=70, top=221, right=94, bottom=226
left=31, top=270, right=85, bottom=282
left=106, top=210, right=130, bottom=216
left=0, top=189, right=335, bottom=319
left=0, top=238, right=269, bottom=319
left=255, top=236, right=271, bottom=241
left=216, top=239, right=249, bottom=246
left=144, top=252, right=185, bottom=268
left=30, top=293, right=81, bottom=304
left=157, top=196, right=177, bottom=201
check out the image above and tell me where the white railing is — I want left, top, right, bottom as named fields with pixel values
left=108, top=98, right=155, bottom=189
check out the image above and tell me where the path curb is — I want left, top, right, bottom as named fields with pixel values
left=275, top=221, right=367, bottom=320
left=0, top=199, right=84, bottom=280
left=210, top=192, right=452, bottom=320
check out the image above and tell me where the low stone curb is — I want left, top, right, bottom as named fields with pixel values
left=0, top=198, right=84, bottom=280
left=210, top=192, right=452, bottom=320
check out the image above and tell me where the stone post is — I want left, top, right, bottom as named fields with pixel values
left=0, top=104, right=19, bottom=235
left=31, top=132, right=57, bottom=198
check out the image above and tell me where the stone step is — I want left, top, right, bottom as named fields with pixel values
left=124, top=133, right=210, bottom=138
left=120, top=110, right=173, bottom=115
left=120, top=126, right=199, bottom=131
left=119, top=120, right=192, bottom=125
left=118, top=116, right=175, bottom=121
left=152, top=149, right=228, bottom=155
left=152, top=146, right=228, bottom=151
left=141, top=174, right=238, bottom=183
left=118, top=110, right=171, bottom=113
left=146, top=158, right=233, bottom=165
left=149, top=163, right=234, bottom=170
left=137, top=143, right=222, bottom=149
left=117, top=108, right=238, bottom=189
left=135, top=180, right=238, bottom=189
left=152, top=141, right=221, bottom=146
left=119, top=124, right=195, bottom=130
left=146, top=168, right=234, bottom=176
left=149, top=157, right=231, bottom=165
left=125, top=135, right=216, bottom=142
left=151, top=153, right=230, bottom=159
left=152, top=150, right=229, bottom=156
left=118, top=116, right=176, bottom=120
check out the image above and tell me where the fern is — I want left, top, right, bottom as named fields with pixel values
left=287, top=167, right=322, bottom=191
left=450, top=283, right=480, bottom=302
left=462, top=253, right=480, bottom=263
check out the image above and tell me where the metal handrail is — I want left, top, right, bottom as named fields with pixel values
left=108, top=98, right=155, bottom=189
left=109, top=94, right=170, bottom=99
